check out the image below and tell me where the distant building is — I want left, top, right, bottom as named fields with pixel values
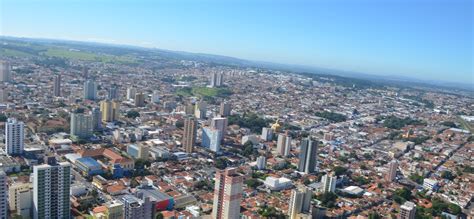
left=108, top=85, right=119, bottom=100
left=100, top=100, right=120, bottom=122
left=53, top=74, right=61, bottom=97
left=219, top=102, right=231, bottom=117
left=182, top=117, right=197, bottom=153
left=134, top=92, right=145, bottom=107
left=399, top=201, right=416, bottom=219
left=261, top=127, right=273, bottom=141
left=33, top=158, right=71, bottom=219
left=211, top=117, right=227, bottom=141
left=210, top=71, right=223, bottom=87
left=76, top=157, right=104, bottom=176
left=194, top=101, right=207, bottom=119
left=385, top=160, right=398, bottom=182
left=152, top=90, right=160, bottom=103
left=126, top=87, right=136, bottom=100
left=127, top=144, right=150, bottom=159
left=90, top=107, right=102, bottom=131
left=256, top=156, right=266, bottom=170
left=288, top=187, right=312, bottom=219
left=202, top=127, right=221, bottom=152
left=276, top=133, right=291, bottom=157
left=70, top=112, right=93, bottom=138
left=83, top=79, right=97, bottom=100
left=5, top=118, right=25, bottom=155
left=321, top=174, right=336, bottom=193
left=298, top=138, right=318, bottom=174
left=241, top=135, right=259, bottom=145
left=0, top=171, right=7, bottom=219
left=264, top=176, right=292, bottom=191
left=423, top=178, right=438, bottom=191
left=0, top=61, right=12, bottom=82
left=212, top=168, right=243, bottom=219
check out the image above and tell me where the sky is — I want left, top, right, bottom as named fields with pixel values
left=0, top=0, right=473, bottom=84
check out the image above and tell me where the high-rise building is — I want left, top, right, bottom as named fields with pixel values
left=70, top=112, right=93, bottom=138
left=108, top=85, right=119, bottom=100
left=212, top=168, right=243, bottom=219
left=184, top=103, right=194, bottom=115
left=298, top=138, right=318, bottom=174
left=219, top=102, right=231, bottom=117
left=202, top=127, right=221, bottom=152
left=321, top=174, right=336, bottom=193
left=100, top=100, right=120, bottom=122
left=288, top=187, right=312, bottom=219
left=126, top=87, right=136, bottom=100
left=134, top=92, right=145, bottom=107
left=53, top=75, right=61, bottom=97
left=0, top=61, right=12, bottom=82
left=210, top=72, right=223, bottom=87
left=385, top=160, right=398, bottom=182
left=183, top=117, right=197, bottom=153
left=106, top=200, right=124, bottom=219
left=194, top=101, right=207, bottom=119
left=256, top=156, right=266, bottom=170
left=276, top=133, right=291, bottom=157
left=0, top=88, right=8, bottom=102
left=0, top=171, right=7, bottom=219
left=90, top=107, right=102, bottom=131
left=83, top=80, right=97, bottom=100
left=33, top=157, right=71, bottom=219
left=5, top=118, right=24, bottom=155
left=8, top=182, right=33, bottom=218
left=211, top=117, right=227, bottom=142
left=152, top=90, right=160, bottom=103
left=261, top=127, right=273, bottom=141
left=399, top=201, right=416, bottom=219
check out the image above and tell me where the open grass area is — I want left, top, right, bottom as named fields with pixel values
left=0, top=48, right=36, bottom=58
left=175, top=86, right=232, bottom=97
left=43, top=48, right=137, bottom=64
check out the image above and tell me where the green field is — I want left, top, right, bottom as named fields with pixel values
left=0, top=48, right=36, bottom=58
left=176, top=86, right=232, bottom=97
left=42, top=48, right=136, bottom=64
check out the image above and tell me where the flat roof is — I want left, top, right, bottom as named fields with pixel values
left=77, top=157, right=101, bottom=168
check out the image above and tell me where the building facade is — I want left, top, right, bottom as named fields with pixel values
left=5, top=118, right=24, bottom=155
left=298, top=138, right=318, bottom=174
left=33, top=158, right=71, bottom=219
left=70, top=112, right=93, bottom=138
left=183, top=117, right=197, bottom=153
left=212, top=168, right=243, bottom=219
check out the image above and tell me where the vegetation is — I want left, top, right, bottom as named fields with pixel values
left=315, top=111, right=347, bottom=123
left=441, top=170, right=455, bottom=180
left=258, top=206, right=285, bottom=218
left=333, top=166, right=348, bottom=176
left=175, top=86, right=232, bottom=98
left=317, top=192, right=338, bottom=208
left=381, top=115, right=424, bottom=129
left=0, top=114, right=7, bottom=122
left=228, top=113, right=272, bottom=133
left=409, top=174, right=424, bottom=184
left=125, top=110, right=140, bottom=119
left=245, top=178, right=262, bottom=189
left=393, top=187, right=412, bottom=204
left=215, top=157, right=228, bottom=169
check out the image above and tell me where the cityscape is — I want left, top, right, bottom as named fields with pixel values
left=0, top=0, right=473, bottom=219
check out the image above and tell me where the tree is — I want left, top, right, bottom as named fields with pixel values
left=156, top=212, right=164, bottom=219
left=245, top=178, right=262, bottom=189
left=441, top=171, right=455, bottom=180
left=368, top=212, right=381, bottom=219
left=333, top=166, right=348, bottom=176
left=215, top=158, right=228, bottom=169
left=126, top=110, right=140, bottom=119
left=317, top=192, right=338, bottom=208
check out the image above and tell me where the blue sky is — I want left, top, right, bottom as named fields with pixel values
left=1, top=0, right=472, bottom=84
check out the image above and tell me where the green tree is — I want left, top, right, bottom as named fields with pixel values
left=126, top=110, right=140, bottom=119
